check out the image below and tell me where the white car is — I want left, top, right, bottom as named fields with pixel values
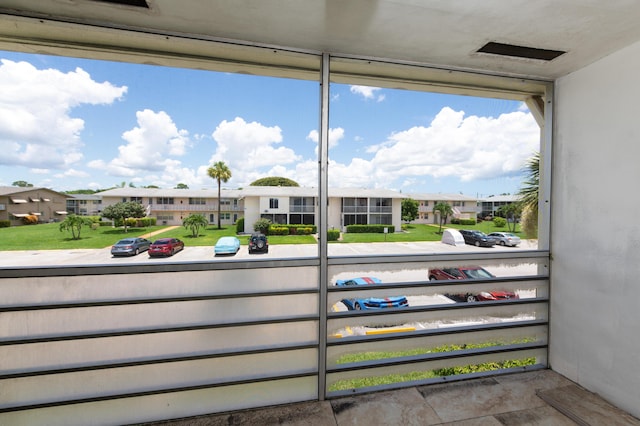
left=488, top=232, right=521, bottom=247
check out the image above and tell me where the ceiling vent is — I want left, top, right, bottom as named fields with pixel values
left=478, top=42, right=565, bottom=61
left=91, top=0, right=149, bottom=8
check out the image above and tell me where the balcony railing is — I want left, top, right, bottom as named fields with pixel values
left=0, top=249, right=549, bottom=425
left=151, top=204, right=243, bottom=212
left=289, top=206, right=315, bottom=213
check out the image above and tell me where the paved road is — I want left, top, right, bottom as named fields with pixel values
left=0, top=239, right=540, bottom=267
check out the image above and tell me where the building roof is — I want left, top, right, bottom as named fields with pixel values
left=0, top=186, right=67, bottom=198
left=98, top=187, right=244, bottom=199
left=480, top=195, right=521, bottom=203
left=406, top=193, right=478, bottom=202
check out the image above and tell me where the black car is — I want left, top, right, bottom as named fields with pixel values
left=248, top=233, right=268, bottom=254
left=458, top=230, right=497, bottom=247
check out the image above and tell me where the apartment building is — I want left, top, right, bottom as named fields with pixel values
left=0, top=186, right=68, bottom=225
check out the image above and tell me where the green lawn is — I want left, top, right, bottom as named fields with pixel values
left=0, top=222, right=316, bottom=250
left=0, top=221, right=523, bottom=251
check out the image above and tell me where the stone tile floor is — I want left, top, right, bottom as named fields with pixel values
left=143, top=370, right=640, bottom=426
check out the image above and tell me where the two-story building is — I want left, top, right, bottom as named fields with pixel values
left=407, top=193, right=478, bottom=224
left=0, top=186, right=68, bottom=225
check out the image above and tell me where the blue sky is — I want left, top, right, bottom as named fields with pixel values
left=0, top=51, right=539, bottom=197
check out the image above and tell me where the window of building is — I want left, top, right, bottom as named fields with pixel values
left=131, top=197, right=143, bottom=204
left=269, top=198, right=279, bottom=209
left=189, top=197, right=206, bottom=205
left=156, top=197, right=174, bottom=205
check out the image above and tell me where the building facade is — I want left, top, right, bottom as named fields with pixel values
left=0, top=186, right=68, bottom=225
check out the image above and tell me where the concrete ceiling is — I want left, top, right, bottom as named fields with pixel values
left=1, top=1, right=639, bottom=90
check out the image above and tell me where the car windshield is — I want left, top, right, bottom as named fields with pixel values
left=462, top=268, right=493, bottom=279
left=154, top=240, right=170, bottom=245
left=117, top=239, right=135, bottom=244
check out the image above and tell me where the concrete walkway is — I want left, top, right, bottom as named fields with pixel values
left=141, top=370, right=640, bottom=425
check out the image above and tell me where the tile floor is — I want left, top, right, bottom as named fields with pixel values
left=143, top=370, right=640, bottom=426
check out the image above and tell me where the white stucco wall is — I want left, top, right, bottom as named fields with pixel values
left=552, top=39, right=640, bottom=418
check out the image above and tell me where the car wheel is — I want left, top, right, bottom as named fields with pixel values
left=474, top=241, right=480, bottom=247
left=134, top=248, right=139, bottom=256
left=354, top=302, right=362, bottom=310
left=500, top=241, right=506, bottom=246
left=429, top=276, right=437, bottom=281
left=466, top=294, right=477, bottom=302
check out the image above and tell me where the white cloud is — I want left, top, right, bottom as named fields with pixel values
left=208, top=117, right=300, bottom=186
left=93, top=109, right=190, bottom=179
left=0, top=59, right=127, bottom=169
left=307, top=127, right=345, bottom=155
left=350, top=85, right=385, bottom=102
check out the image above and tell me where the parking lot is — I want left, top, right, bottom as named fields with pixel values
left=0, top=239, right=539, bottom=267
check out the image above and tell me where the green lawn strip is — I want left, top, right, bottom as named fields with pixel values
left=329, top=339, right=536, bottom=391
left=0, top=222, right=318, bottom=250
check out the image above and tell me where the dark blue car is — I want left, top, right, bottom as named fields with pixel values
left=336, top=277, right=409, bottom=310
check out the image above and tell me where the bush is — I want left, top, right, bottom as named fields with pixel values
left=0, top=220, right=10, bottom=228
left=327, top=228, right=341, bottom=241
left=236, top=217, right=245, bottom=233
left=346, top=224, right=395, bottom=234
left=492, top=217, right=507, bottom=228
left=22, top=215, right=38, bottom=225
left=253, top=218, right=272, bottom=234
left=458, top=219, right=476, bottom=225
left=269, top=225, right=290, bottom=235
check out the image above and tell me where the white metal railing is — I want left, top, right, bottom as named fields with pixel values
left=0, top=250, right=548, bottom=425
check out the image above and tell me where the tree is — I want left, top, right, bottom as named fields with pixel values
left=207, top=161, right=232, bottom=229
left=101, top=201, right=146, bottom=233
left=518, top=152, right=539, bottom=238
left=12, top=180, right=33, bottom=187
left=175, top=183, right=189, bottom=189
left=183, top=213, right=208, bottom=238
left=59, top=214, right=93, bottom=240
left=250, top=176, right=299, bottom=187
left=497, top=202, right=522, bottom=232
left=253, top=218, right=272, bottom=234
left=433, top=202, right=454, bottom=234
left=401, top=198, right=419, bottom=224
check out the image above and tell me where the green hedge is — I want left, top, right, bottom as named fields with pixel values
left=346, top=224, right=395, bottom=234
left=268, top=224, right=317, bottom=235
left=327, top=229, right=341, bottom=241
left=450, top=218, right=476, bottom=225
left=236, top=217, right=244, bottom=233
left=0, top=220, right=10, bottom=228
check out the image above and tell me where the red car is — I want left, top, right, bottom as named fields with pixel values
left=428, top=266, right=519, bottom=303
left=148, top=238, right=185, bottom=257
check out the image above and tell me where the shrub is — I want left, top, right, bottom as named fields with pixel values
left=327, top=228, right=341, bottom=241
left=459, top=219, right=476, bottom=225
left=22, top=215, right=38, bottom=225
left=450, top=218, right=460, bottom=224
left=236, top=217, right=244, bottom=234
left=346, top=224, right=395, bottom=234
left=0, top=220, right=10, bottom=228
left=492, top=217, right=507, bottom=228
left=253, top=218, right=272, bottom=234
left=269, top=225, right=290, bottom=235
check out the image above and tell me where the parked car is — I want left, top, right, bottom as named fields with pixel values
left=214, top=236, right=240, bottom=255
left=248, top=233, right=268, bottom=254
left=335, top=276, right=409, bottom=310
left=488, top=231, right=521, bottom=247
left=111, top=237, right=151, bottom=256
left=459, top=229, right=497, bottom=247
left=148, top=238, right=184, bottom=257
left=428, top=266, right=519, bottom=303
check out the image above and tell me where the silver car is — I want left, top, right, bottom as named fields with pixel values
left=111, top=237, right=152, bottom=256
left=488, top=232, right=521, bottom=247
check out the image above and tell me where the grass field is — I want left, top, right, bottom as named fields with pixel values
left=0, top=220, right=523, bottom=250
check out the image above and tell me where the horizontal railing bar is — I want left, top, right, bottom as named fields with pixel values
left=0, top=372, right=319, bottom=413
left=0, top=288, right=319, bottom=312
left=0, top=315, right=319, bottom=346
left=327, top=319, right=548, bottom=346
left=328, top=297, right=549, bottom=319
left=0, top=257, right=320, bottom=278
left=328, top=250, right=549, bottom=266
left=327, top=275, right=547, bottom=293
left=327, top=342, right=546, bottom=373
left=326, top=364, right=548, bottom=398
left=0, top=343, right=319, bottom=380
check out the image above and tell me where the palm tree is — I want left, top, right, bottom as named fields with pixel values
left=432, top=202, right=454, bottom=234
left=518, top=152, right=539, bottom=238
left=207, top=161, right=232, bottom=229
left=183, top=213, right=208, bottom=238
